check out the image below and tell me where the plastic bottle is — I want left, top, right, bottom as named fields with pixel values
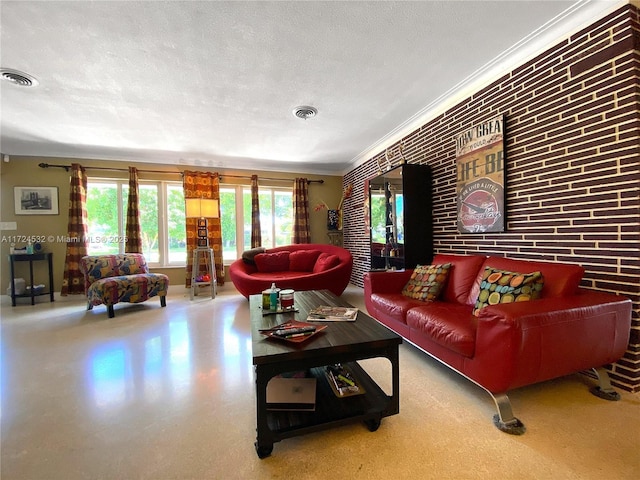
left=269, top=282, right=278, bottom=310
left=26, top=240, right=34, bottom=254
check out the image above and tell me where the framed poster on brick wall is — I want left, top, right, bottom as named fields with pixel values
left=455, top=115, right=505, bottom=233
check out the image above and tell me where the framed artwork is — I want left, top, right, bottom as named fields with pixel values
left=455, top=115, right=505, bottom=233
left=14, top=186, right=59, bottom=215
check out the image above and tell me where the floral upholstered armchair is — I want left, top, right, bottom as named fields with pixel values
left=80, top=254, right=169, bottom=318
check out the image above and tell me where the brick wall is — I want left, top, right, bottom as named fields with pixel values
left=342, top=4, right=640, bottom=392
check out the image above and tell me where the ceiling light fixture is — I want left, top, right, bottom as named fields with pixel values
left=293, top=105, right=318, bottom=120
left=0, top=68, right=39, bottom=87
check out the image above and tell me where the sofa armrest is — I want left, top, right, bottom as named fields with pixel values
left=229, top=259, right=258, bottom=276
left=364, top=269, right=414, bottom=295
left=469, top=291, right=632, bottom=392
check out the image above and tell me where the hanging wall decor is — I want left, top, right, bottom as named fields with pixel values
left=14, top=186, right=59, bottom=215
left=327, top=209, right=340, bottom=230
left=455, top=115, right=505, bottom=233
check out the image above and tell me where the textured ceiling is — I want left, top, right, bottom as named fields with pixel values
left=0, top=1, right=623, bottom=175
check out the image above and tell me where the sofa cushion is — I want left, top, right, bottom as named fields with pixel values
left=370, top=293, right=425, bottom=324
left=254, top=251, right=290, bottom=272
left=406, top=303, right=476, bottom=357
left=472, top=267, right=544, bottom=316
left=290, top=249, right=322, bottom=272
left=248, top=271, right=313, bottom=282
left=401, top=263, right=451, bottom=302
left=242, top=247, right=266, bottom=265
left=313, top=253, right=340, bottom=273
left=87, top=273, right=169, bottom=306
left=478, top=256, right=583, bottom=299
left=433, top=254, right=487, bottom=305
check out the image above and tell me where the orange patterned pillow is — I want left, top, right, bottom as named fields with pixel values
left=472, top=267, right=544, bottom=316
left=401, top=263, right=452, bottom=302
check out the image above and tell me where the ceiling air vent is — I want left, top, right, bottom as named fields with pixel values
left=293, top=106, right=317, bottom=120
left=0, top=68, right=39, bottom=87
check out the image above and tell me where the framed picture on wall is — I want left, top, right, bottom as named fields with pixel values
left=14, top=186, right=59, bottom=215
left=455, top=115, right=505, bottom=233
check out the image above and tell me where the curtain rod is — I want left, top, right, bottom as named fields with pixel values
left=38, top=162, right=177, bottom=175
left=37, top=163, right=324, bottom=184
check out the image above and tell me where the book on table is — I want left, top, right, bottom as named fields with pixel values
left=266, top=372, right=316, bottom=411
left=306, top=306, right=358, bottom=322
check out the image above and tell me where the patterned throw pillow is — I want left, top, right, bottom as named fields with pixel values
left=472, top=267, right=544, bottom=316
left=401, top=263, right=452, bottom=302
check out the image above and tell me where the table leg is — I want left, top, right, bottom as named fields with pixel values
left=389, top=346, right=400, bottom=416
left=47, top=253, right=54, bottom=302
left=254, top=366, right=274, bottom=458
left=9, top=256, right=16, bottom=306
left=28, top=259, right=35, bottom=305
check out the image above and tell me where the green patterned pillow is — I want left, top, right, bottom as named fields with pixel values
left=401, top=263, right=452, bottom=302
left=473, top=267, right=544, bottom=316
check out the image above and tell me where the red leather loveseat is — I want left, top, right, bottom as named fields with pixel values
left=229, top=243, right=353, bottom=298
left=364, top=253, right=631, bottom=434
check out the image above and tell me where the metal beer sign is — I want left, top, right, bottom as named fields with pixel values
left=455, top=115, right=505, bottom=233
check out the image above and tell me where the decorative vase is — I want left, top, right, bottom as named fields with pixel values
left=327, top=209, right=339, bottom=230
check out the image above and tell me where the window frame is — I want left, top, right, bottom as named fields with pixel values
left=85, top=178, right=294, bottom=267
left=222, top=184, right=293, bottom=262
left=86, top=178, right=185, bottom=267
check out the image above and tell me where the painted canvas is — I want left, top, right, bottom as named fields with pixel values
left=455, top=115, right=505, bottom=233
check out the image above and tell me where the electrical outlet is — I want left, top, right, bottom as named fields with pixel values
left=0, top=222, right=17, bottom=230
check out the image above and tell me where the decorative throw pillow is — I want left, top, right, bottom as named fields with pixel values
left=472, top=267, right=544, bottom=316
left=241, top=247, right=266, bottom=265
left=312, top=253, right=341, bottom=273
left=254, top=251, right=290, bottom=272
left=401, top=263, right=452, bottom=302
left=289, top=250, right=322, bottom=272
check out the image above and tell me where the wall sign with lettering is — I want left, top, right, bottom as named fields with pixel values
left=455, top=115, right=505, bottom=233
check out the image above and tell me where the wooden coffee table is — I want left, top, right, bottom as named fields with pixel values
left=251, top=289, right=402, bottom=458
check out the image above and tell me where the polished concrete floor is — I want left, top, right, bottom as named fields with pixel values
left=1, top=284, right=639, bottom=480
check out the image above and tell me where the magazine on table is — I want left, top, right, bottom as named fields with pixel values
left=306, top=305, right=358, bottom=322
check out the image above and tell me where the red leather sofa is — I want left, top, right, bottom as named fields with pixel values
left=229, top=243, right=353, bottom=298
left=364, top=253, right=632, bottom=434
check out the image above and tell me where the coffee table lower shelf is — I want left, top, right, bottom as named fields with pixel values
left=256, top=362, right=391, bottom=458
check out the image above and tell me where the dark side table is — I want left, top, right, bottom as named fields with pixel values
left=8, top=252, right=55, bottom=306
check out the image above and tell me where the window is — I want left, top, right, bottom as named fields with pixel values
left=86, top=182, right=122, bottom=256
left=220, top=185, right=293, bottom=262
left=166, top=184, right=187, bottom=263
left=86, top=179, right=292, bottom=266
left=86, top=180, right=185, bottom=266
left=219, top=187, right=238, bottom=262
left=243, top=188, right=293, bottom=249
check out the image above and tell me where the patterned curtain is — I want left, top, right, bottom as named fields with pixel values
left=292, top=178, right=311, bottom=244
left=250, top=174, right=262, bottom=247
left=61, top=163, right=89, bottom=295
left=125, top=166, right=143, bottom=253
left=182, top=170, right=224, bottom=286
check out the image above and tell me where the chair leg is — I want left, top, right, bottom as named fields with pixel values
left=107, top=305, right=115, bottom=318
left=491, top=392, right=526, bottom=435
left=589, top=367, right=621, bottom=401
left=160, top=296, right=166, bottom=307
